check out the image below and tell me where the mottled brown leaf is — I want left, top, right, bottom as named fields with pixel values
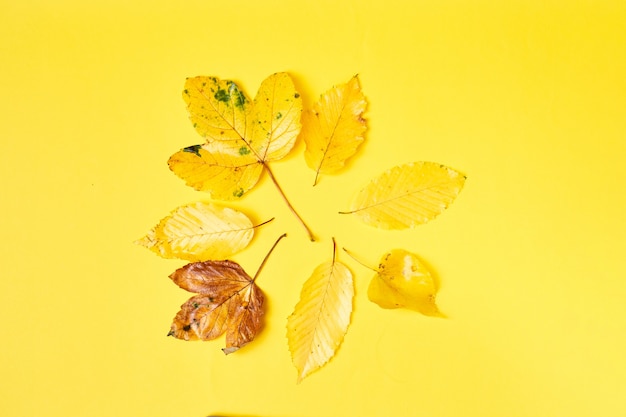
left=167, top=234, right=286, bottom=354
left=167, top=260, right=265, bottom=354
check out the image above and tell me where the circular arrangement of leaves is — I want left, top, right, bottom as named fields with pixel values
left=136, top=72, right=466, bottom=382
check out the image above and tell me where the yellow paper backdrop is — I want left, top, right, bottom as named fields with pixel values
left=1, top=1, right=625, bottom=416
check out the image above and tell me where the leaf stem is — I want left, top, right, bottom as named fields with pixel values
left=252, top=233, right=287, bottom=282
left=263, top=163, right=316, bottom=241
left=342, top=247, right=378, bottom=273
left=252, top=217, right=275, bottom=229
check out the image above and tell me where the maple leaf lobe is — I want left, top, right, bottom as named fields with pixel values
left=167, top=259, right=266, bottom=353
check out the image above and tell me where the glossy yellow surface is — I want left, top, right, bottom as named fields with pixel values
left=2, top=1, right=626, bottom=416
left=368, top=249, right=442, bottom=316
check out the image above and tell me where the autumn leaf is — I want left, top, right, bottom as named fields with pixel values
left=171, top=72, right=301, bottom=192
left=168, top=142, right=264, bottom=200
left=169, top=72, right=315, bottom=240
left=135, top=201, right=272, bottom=262
left=181, top=73, right=301, bottom=162
left=368, top=249, right=443, bottom=317
left=340, top=161, right=466, bottom=229
left=168, top=234, right=286, bottom=354
left=302, top=75, right=367, bottom=185
left=287, top=239, right=354, bottom=382
left=344, top=248, right=443, bottom=317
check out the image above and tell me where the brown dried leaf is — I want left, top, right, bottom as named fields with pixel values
left=168, top=260, right=265, bottom=354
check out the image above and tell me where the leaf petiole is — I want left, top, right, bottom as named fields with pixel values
left=342, top=247, right=378, bottom=273
left=263, top=164, right=316, bottom=242
left=252, top=233, right=287, bottom=282
left=252, top=217, right=275, bottom=229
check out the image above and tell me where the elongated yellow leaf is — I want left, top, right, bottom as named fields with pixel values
left=287, top=256, right=354, bottom=382
left=135, top=202, right=256, bottom=261
left=303, top=75, right=367, bottom=185
left=368, top=249, right=443, bottom=317
left=250, top=72, right=302, bottom=161
left=342, top=161, right=466, bottom=229
left=168, top=142, right=263, bottom=200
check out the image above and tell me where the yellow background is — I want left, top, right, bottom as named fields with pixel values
left=2, top=1, right=625, bottom=416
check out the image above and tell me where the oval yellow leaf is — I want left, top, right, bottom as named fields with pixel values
left=302, top=75, right=367, bottom=185
left=168, top=142, right=263, bottom=200
left=342, top=161, right=466, bottom=229
left=250, top=72, right=303, bottom=161
left=287, top=257, right=354, bottom=383
left=368, top=249, right=443, bottom=317
left=135, top=202, right=257, bottom=261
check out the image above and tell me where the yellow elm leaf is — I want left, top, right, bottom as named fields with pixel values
left=183, top=76, right=250, bottom=148
left=167, top=142, right=263, bottom=200
left=302, top=75, right=367, bottom=185
left=287, top=242, right=354, bottom=382
left=135, top=202, right=259, bottom=262
left=368, top=249, right=443, bottom=317
left=249, top=72, right=303, bottom=161
left=341, top=161, right=466, bottom=229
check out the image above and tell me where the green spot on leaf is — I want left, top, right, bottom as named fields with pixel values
left=238, top=146, right=251, bottom=156
left=276, top=112, right=283, bottom=120
left=233, top=188, right=244, bottom=198
left=235, top=92, right=246, bottom=108
left=214, top=88, right=230, bottom=103
left=183, top=145, right=202, bottom=157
